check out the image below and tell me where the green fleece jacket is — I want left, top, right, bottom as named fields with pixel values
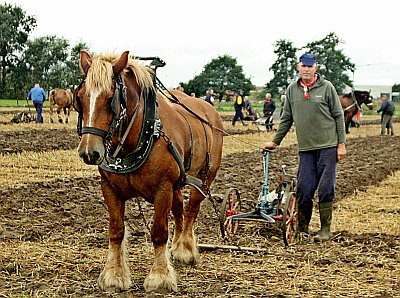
left=273, top=75, right=346, bottom=151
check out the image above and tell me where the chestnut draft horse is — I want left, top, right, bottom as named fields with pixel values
left=73, top=51, right=223, bottom=293
left=48, top=88, right=74, bottom=123
left=340, top=90, right=374, bottom=133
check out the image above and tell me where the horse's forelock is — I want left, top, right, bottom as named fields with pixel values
left=86, top=56, right=114, bottom=95
left=85, top=52, right=155, bottom=96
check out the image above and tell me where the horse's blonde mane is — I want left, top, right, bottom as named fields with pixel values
left=86, top=52, right=154, bottom=94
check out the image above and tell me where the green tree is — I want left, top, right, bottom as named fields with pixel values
left=267, top=39, right=298, bottom=96
left=64, top=41, right=90, bottom=87
left=24, top=35, right=69, bottom=91
left=303, top=32, right=355, bottom=94
left=0, top=3, right=36, bottom=96
left=181, top=55, right=254, bottom=101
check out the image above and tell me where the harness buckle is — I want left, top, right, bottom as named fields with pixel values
left=108, top=158, right=126, bottom=171
left=153, top=119, right=162, bottom=138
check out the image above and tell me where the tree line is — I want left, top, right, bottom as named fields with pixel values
left=1, top=3, right=380, bottom=101
left=0, top=3, right=88, bottom=99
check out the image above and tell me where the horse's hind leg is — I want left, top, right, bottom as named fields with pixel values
left=144, top=185, right=177, bottom=293
left=171, top=186, right=203, bottom=265
left=97, top=180, right=132, bottom=292
left=57, top=107, right=63, bottom=123
left=49, top=103, right=54, bottom=123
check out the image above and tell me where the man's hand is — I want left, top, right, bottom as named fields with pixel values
left=337, top=143, right=347, bottom=161
left=264, top=141, right=278, bottom=150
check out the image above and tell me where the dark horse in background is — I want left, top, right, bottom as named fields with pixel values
left=74, top=51, right=223, bottom=293
left=340, top=90, right=374, bottom=133
left=48, top=88, right=74, bottom=123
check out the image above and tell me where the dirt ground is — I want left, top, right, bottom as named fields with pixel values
left=0, top=115, right=399, bottom=297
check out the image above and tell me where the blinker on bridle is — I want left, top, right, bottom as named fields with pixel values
left=76, top=75, right=128, bottom=141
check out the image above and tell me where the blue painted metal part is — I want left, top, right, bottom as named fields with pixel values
left=227, top=150, right=280, bottom=223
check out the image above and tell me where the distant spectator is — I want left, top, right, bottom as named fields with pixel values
left=280, top=94, right=287, bottom=117
left=27, top=83, right=46, bottom=124
left=232, top=89, right=247, bottom=126
left=263, top=93, right=276, bottom=130
left=244, top=96, right=258, bottom=120
left=377, top=95, right=395, bottom=135
left=205, top=89, right=215, bottom=106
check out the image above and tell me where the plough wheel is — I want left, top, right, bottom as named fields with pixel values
left=282, top=192, right=298, bottom=246
left=219, top=188, right=241, bottom=238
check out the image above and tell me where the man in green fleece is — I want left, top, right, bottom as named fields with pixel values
left=264, top=53, right=347, bottom=242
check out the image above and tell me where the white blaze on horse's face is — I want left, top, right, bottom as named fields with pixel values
left=76, top=87, right=109, bottom=166
left=88, top=89, right=101, bottom=128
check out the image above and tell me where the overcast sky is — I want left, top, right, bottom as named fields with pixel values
left=7, top=0, right=400, bottom=88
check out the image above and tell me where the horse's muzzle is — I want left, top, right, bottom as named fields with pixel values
left=366, top=103, right=374, bottom=109
left=77, top=136, right=105, bottom=165
left=78, top=149, right=104, bottom=165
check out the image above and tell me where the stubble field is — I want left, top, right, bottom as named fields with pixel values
left=0, top=110, right=399, bottom=297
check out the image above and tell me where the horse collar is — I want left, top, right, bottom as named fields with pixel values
left=100, top=86, right=161, bottom=174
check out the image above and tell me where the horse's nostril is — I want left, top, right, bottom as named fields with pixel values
left=90, top=151, right=101, bottom=162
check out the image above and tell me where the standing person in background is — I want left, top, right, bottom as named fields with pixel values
left=232, top=89, right=247, bottom=126
left=377, top=95, right=395, bottom=135
left=263, top=93, right=276, bottom=130
left=280, top=94, right=287, bottom=117
left=264, top=53, right=347, bottom=242
left=27, top=83, right=46, bottom=124
left=205, top=89, right=215, bottom=106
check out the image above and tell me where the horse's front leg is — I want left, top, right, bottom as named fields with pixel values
left=144, top=185, right=177, bottom=293
left=171, top=189, right=184, bottom=249
left=65, top=107, right=71, bottom=124
left=345, top=120, right=350, bottom=134
left=171, top=186, right=202, bottom=265
left=97, top=180, right=132, bottom=292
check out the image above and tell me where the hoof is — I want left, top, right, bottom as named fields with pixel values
left=144, top=270, right=177, bottom=293
left=97, top=268, right=132, bottom=293
left=171, top=239, right=199, bottom=265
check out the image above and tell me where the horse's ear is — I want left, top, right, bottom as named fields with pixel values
left=80, top=50, right=92, bottom=75
left=113, top=51, right=129, bottom=76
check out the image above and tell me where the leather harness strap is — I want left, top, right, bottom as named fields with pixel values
left=75, top=56, right=213, bottom=196
left=174, top=108, right=194, bottom=171
left=343, top=91, right=360, bottom=112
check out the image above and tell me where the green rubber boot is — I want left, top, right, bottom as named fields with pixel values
left=297, top=208, right=312, bottom=234
left=314, top=202, right=333, bottom=242
left=296, top=207, right=312, bottom=242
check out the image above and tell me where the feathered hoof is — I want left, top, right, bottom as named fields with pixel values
left=144, top=271, right=177, bottom=293
left=171, top=242, right=199, bottom=265
left=97, top=269, right=132, bottom=293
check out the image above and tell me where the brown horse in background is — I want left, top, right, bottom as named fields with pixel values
left=49, top=88, right=73, bottom=123
left=340, top=90, right=374, bottom=133
left=73, top=51, right=223, bottom=293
